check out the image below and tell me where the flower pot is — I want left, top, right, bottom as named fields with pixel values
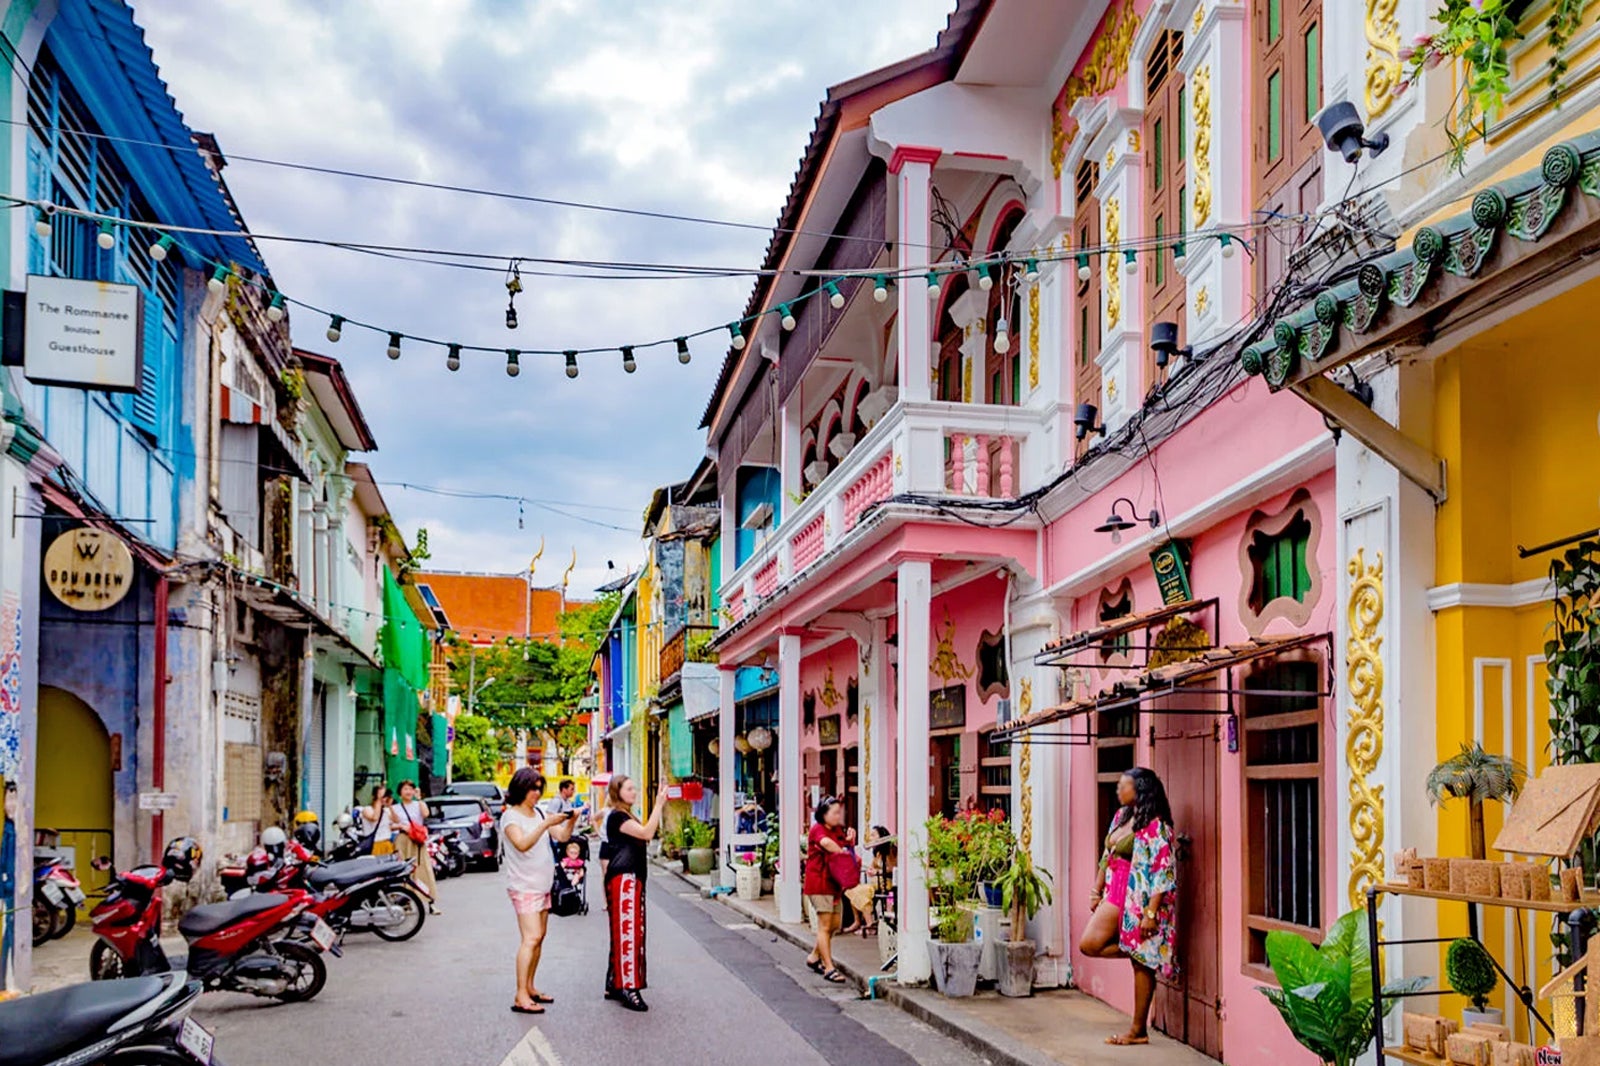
left=977, top=883, right=1004, bottom=908
left=998, top=940, right=1036, bottom=998
left=687, top=848, right=716, bottom=876
left=1463, top=1008, right=1503, bottom=1028
left=735, top=864, right=762, bottom=900
left=760, top=875, right=775, bottom=895
left=929, top=939, right=983, bottom=998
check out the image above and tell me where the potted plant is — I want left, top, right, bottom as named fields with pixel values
left=1426, top=742, right=1526, bottom=859
left=1260, top=910, right=1427, bottom=1066
left=921, top=815, right=982, bottom=997
left=684, top=817, right=717, bottom=876
left=1447, top=938, right=1501, bottom=1026
left=661, top=823, right=685, bottom=864
left=733, top=853, right=762, bottom=900
left=994, top=850, right=1054, bottom=998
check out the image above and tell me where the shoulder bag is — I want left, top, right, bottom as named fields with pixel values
left=398, top=802, right=428, bottom=846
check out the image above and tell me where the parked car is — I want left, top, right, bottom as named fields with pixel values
left=424, top=795, right=498, bottom=870
left=444, top=781, right=505, bottom=818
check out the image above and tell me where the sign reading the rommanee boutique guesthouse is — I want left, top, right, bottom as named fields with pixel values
left=23, top=275, right=143, bottom=392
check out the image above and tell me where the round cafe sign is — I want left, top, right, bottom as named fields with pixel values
left=44, top=528, right=134, bottom=611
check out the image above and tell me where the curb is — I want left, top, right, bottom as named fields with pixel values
left=649, top=858, right=1051, bottom=1066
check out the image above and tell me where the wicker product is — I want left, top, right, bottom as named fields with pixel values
left=1499, top=862, right=1529, bottom=900
left=1490, top=1042, right=1536, bottom=1066
left=1466, top=1022, right=1511, bottom=1043
left=1450, top=858, right=1471, bottom=894
left=1404, top=1013, right=1460, bottom=1057
left=1425, top=858, right=1454, bottom=891
left=1396, top=847, right=1423, bottom=887
left=1462, top=859, right=1500, bottom=897
left=1447, top=1030, right=1493, bottom=1066
left=1528, top=862, right=1553, bottom=901
left=1562, top=866, right=1586, bottom=903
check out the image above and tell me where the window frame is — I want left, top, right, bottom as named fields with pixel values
left=1252, top=0, right=1324, bottom=301
left=1236, top=487, right=1324, bottom=637
left=1073, top=161, right=1102, bottom=458
left=1144, top=29, right=1187, bottom=395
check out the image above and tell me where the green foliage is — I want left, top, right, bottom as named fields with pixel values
left=682, top=817, right=715, bottom=850
left=662, top=823, right=684, bottom=859
left=996, top=850, right=1054, bottom=936
left=1446, top=938, right=1498, bottom=1011
left=1426, top=743, right=1525, bottom=806
left=1547, top=541, right=1600, bottom=874
left=1259, top=911, right=1428, bottom=1066
left=448, top=714, right=498, bottom=782
left=931, top=904, right=974, bottom=944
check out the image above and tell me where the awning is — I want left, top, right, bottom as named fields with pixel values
left=233, top=572, right=380, bottom=670
left=682, top=662, right=720, bottom=721
left=1035, top=598, right=1212, bottom=668
left=39, top=479, right=171, bottom=571
left=999, top=631, right=1332, bottom=740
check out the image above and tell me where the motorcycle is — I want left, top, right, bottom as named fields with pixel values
left=428, top=831, right=468, bottom=879
left=0, top=972, right=224, bottom=1066
left=221, top=827, right=426, bottom=942
left=33, top=847, right=87, bottom=945
left=89, top=837, right=334, bottom=1003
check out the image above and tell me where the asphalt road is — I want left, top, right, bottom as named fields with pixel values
left=192, top=863, right=979, bottom=1066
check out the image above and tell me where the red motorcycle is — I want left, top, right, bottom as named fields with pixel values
left=220, top=828, right=426, bottom=942
left=89, top=837, right=335, bottom=1002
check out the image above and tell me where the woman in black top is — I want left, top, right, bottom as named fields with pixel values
left=603, top=774, right=668, bottom=1012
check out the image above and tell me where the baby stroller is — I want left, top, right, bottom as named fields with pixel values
left=549, top=844, right=589, bottom=917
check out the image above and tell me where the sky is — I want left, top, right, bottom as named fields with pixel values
left=132, top=0, right=955, bottom=594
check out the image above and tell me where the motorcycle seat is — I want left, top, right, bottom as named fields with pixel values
left=307, top=858, right=406, bottom=889
left=178, top=892, right=288, bottom=937
left=0, top=975, right=166, bottom=1066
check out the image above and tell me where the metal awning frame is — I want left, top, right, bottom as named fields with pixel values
left=1033, top=598, right=1220, bottom=671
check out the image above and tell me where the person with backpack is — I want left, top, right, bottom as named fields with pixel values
left=393, top=780, right=440, bottom=914
left=502, top=768, right=577, bottom=1015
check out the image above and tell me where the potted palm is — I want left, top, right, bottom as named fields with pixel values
left=1426, top=743, right=1526, bottom=859
left=921, top=815, right=982, bottom=997
left=994, top=850, right=1053, bottom=998
left=684, top=817, right=717, bottom=876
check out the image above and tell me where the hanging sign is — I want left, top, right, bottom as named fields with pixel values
left=23, top=275, right=144, bottom=392
left=930, top=684, right=966, bottom=730
left=1149, top=540, right=1194, bottom=606
left=44, top=528, right=134, bottom=611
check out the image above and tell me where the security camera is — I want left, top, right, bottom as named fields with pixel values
left=1316, top=100, right=1389, bottom=164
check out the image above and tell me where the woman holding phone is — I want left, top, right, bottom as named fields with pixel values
left=502, top=768, right=577, bottom=1015
left=603, top=774, right=669, bottom=1012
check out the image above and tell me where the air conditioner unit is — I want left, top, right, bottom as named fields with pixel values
left=740, top=502, right=774, bottom=531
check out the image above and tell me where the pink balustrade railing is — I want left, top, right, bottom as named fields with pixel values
left=790, top=514, right=826, bottom=573
left=843, top=453, right=894, bottom=531
left=725, top=587, right=745, bottom=623
left=944, top=434, right=1017, bottom=498
left=753, top=558, right=779, bottom=599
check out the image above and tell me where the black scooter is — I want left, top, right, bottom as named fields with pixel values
left=0, top=973, right=223, bottom=1066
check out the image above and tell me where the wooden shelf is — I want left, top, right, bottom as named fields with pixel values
left=1382, top=1047, right=1449, bottom=1066
left=1375, top=881, right=1596, bottom=915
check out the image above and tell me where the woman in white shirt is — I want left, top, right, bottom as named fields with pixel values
left=359, top=785, right=396, bottom=856
left=502, top=768, right=576, bottom=1015
left=393, top=780, right=440, bottom=914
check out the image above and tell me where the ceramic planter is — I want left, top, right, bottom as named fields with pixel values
left=686, top=848, right=716, bottom=876
left=1463, top=1008, right=1503, bottom=1028
left=998, top=940, right=1036, bottom=998
left=735, top=864, right=762, bottom=900
left=928, top=939, right=982, bottom=998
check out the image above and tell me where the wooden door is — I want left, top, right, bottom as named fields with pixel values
left=930, top=733, right=960, bottom=819
left=1144, top=29, right=1187, bottom=394
left=1149, top=710, right=1223, bottom=1061
left=819, top=748, right=839, bottom=804
left=1073, top=160, right=1102, bottom=460
left=1252, top=0, right=1323, bottom=302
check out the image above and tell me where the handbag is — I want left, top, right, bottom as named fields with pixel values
left=399, top=803, right=428, bottom=846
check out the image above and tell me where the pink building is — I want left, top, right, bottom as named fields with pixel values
left=704, top=2, right=1360, bottom=1062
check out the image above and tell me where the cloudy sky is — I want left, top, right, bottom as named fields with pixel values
left=132, top=0, right=953, bottom=593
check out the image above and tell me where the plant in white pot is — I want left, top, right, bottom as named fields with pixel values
left=921, top=815, right=982, bottom=997
left=733, top=853, right=762, bottom=901
left=1447, top=938, right=1502, bottom=1027
left=994, top=849, right=1054, bottom=998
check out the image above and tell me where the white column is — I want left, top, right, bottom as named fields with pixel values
left=781, top=403, right=803, bottom=504
left=893, top=150, right=938, bottom=403
left=718, top=665, right=738, bottom=888
left=896, top=559, right=932, bottom=983
left=777, top=631, right=803, bottom=924
left=1010, top=588, right=1069, bottom=984
left=870, top=618, right=894, bottom=833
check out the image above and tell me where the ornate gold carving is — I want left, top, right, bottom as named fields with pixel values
left=1346, top=549, right=1387, bottom=913
left=894, top=451, right=902, bottom=475
left=1195, top=286, right=1209, bottom=315
left=861, top=642, right=873, bottom=823
left=1193, top=3, right=1204, bottom=33
left=1027, top=282, right=1040, bottom=391
left=1105, top=196, right=1122, bottom=330
left=1050, top=0, right=1139, bottom=181
left=1050, top=108, right=1068, bottom=180
left=1127, top=130, right=1141, bottom=153
left=1192, top=65, right=1213, bottom=227
left=962, top=356, right=972, bottom=402
left=1018, top=677, right=1033, bottom=718
left=931, top=607, right=973, bottom=684
left=1149, top=616, right=1212, bottom=669
left=820, top=664, right=841, bottom=709
left=1364, top=0, right=1402, bottom=120
left=1105, top=148, right=1116, bottom=170
left=1018, top=678, right=1034, bottom=853
left=1107, top=375, right=1119, bottom=400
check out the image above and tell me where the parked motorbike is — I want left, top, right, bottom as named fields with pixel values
left=89, top=837, right=334, bottom=1003
left=0, top=972, right=224, bottom=1066
left=428, top=831, right=468, bottom=879
left=33, top=846, right=86, bottom=945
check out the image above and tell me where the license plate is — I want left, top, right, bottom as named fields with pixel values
left=309, top=917, right=336, bottom=951
left=65, top=886, right=86, bottom=905
left=178, top=1017, right=214, bottom=1065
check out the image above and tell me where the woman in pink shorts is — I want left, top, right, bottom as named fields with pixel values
left=501, top=767, right=577, bottom=1015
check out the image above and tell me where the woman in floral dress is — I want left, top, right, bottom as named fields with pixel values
left=1077, top=767, right=1176, bottom=1047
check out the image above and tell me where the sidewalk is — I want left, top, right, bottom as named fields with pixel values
left=652, top=859, right=1214, bottom=1066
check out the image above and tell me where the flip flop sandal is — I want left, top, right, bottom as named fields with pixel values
left=510, top=1004, right=545, bottom=1015
left=532, top=994, right=555, bottom=1004
left=1105, top=1034, right=1148, bottom=1046
left=822, top=969, right=847, bottom=984
left=805, top=957, right=825, bottom=974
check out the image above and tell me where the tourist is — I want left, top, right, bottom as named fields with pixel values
left=802, top=797, right=855, bottom=984
left=1077, top=767, right=1176, bottom=1047
left=603, top=773, right=669, bottom=1011
left=392, top=780, right=439, bottom=914
left=502, top=767, right=577, bottom=1015
left=360, top=785, right=396, bottom=857
left=560, top=840, right=586, bottom=888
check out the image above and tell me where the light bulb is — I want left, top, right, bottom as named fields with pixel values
left=149, top=235, right=174, bottom=261
left=96, top=221, right=115, bottom=250
left=387, top=332, right=402, bottom=360
left=506, top=350, right=520, bottom=377
left=505, top=304, right=518, bottom=330
left=33, top=206, right=52, bottom=239
left=926, top=272, right=941, bottom=301
left=728, top=323, right=745, bottom=350
left=1076, top=254, right=1091, bottom=282
left=266, top=292, right=286, bottom=322
left=1024, top=258, right=1040, bottom=283
left=621, top=346, right=637, bottom=373
left=1110, top=528, right=1123, bottom=546
left=326, top=315, right=343, bottom=343
left=565, top=351, right=579, bottom=378
left=676, top=337, right=691, bottom=364
left=994, top=318, right=1010, bottom=354
left=1220, top=234, right=1236, bottom=259
left=826, top=281, right=844, bottom=309
left=1173, top=242, right=1187, bottom=271
left=1124, top=250, right=1138, bottom=275
left=446, top=344, right=462, bottom=372
left=872, top=275, right=889, bottom=303
left=207, top=266, right=228, bottom=294
left=779, top=304, right=796, bottom=331
left=977, top=265, right=994, bottom=291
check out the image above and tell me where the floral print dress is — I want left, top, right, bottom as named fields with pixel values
left=1118, top=818, right=1177, bottom=979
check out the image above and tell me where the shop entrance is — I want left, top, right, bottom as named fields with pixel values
left=1148, top=708, right=1222, bottom=1061
left=36, top=686, right=113, bottom=911
left=930, top=732, right=961, bottom=819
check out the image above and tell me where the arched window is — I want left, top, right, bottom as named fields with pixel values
left=984, top=208, right=1025, bottom=407
left=934, top=272, right=970, bottom=402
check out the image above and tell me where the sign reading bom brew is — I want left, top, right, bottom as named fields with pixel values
left=44, top=528, right=134, bottom=611
left=24, top=275, right=144, bottom=392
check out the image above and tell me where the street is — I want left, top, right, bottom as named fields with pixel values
left=191, top=865, right=976, bottom=1066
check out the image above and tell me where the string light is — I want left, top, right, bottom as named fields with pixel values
left=207, top=265, right=229, bottom=294
left=33, top=205, right=52, bottom=238
left=564, top=350, right=579, bottom=378
left=926, top=271, right=942, bottom=301
left=1123, top=249, right=1138, bottom=275
left=446, top=343, right=462, bottom=371
left=96, top=220, right=116, bottom=250
left=728, top=322, right=745, bottom=350
left=266, top=292, right=286, bottom=322
left=1076, top=253, right=1091, bottom=281
left=505, top=349, right=520, bottom=377
left=977, top=264, right=994, bottom=291
left=872, top=274, right=889, bottom=303
left=1172, top=241, right=1187, bottom=270
left=676, top=336, right=691, bottom=364
left=778, top=303, right=796, bottom=330
left=325, top=314, right=344, bottom=343
left=386, top=332, right=402, bottom=360
left=1023, top=257, right=1040, bottom=283
left=825, top=280, right=844, bottom=309
left=994, top=317, right=1010, bottom=354
left=505, top=302, right=518, bottom=330
left=1219, top=233, right=1236, bottom=259
left=621, top=346, right=637, bottom=373
left=149, top=234, right=175, bottom=261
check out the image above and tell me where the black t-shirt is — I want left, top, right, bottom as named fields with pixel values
left=605, top=809, right=646, bottom=881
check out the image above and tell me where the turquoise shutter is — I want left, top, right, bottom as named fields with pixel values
left=128, top=286, right=165, bottom=436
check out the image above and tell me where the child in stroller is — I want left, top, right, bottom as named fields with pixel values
left=550, top=838, right=589, bottom=917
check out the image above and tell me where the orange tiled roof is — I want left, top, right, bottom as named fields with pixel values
left=411, top=571, right=589, bottom=645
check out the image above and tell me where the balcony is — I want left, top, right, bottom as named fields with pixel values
left=659, top=623, right=718, bottom=685
left=720, top=400, right=1045, bottom=625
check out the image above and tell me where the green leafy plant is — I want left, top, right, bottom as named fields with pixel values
left=996, top=850, right=1054, bottom=940
left=683, top=817, right=715, bottom=850
left=1446, top=938, right=1497, bottom=1012
left=661, top=824, right=685, bottom=859
left=932, top=904, right=975, bottom=944
left=1425, top=742, right=1526, bottom=859
left=1260, top=910, right=1428, bottom=1066
left=1548, top=540, right=1600, bottom=878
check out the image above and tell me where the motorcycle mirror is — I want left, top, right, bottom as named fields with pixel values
left=90, top=856, right=112, bottom=871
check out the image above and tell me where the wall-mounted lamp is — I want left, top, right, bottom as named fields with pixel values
left=1073, top=402, right=1106, bottom=442
left=1150, top=321, right=1193, bottom=369
left=1093, top=497, right=1160, bottom=545
left=1316, top=100, right=1389, bottom=164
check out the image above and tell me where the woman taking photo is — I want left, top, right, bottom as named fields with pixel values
left=360, top=785, right=396, bottom=857
left=1077, top=767, right=1177, bottom=1047
left=802, top=798, right=856, bottom=984
left=393, top=780, right=440, bottom=914
left=502, top=768, right=577, bottom=1015
left=603, top=774, right=669, bottom=1012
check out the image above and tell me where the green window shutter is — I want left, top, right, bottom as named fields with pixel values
left=1304, top=23, right=1321, bottom=122
left=1267, top=71, right=1283, bottom=161
left=1153, top=117, right=1164, bottom=189
left=1267, top=0, right=1281, bottom=43
left=1177, top=87, right=1186, bottom=161
left=1155, top=216, right=1166, bottom=288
